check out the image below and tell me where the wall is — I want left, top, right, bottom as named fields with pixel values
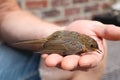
left=17, top=0, right=114, bottom=25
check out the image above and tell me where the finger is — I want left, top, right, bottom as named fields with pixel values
left=41, top=54, right=48, bottom=59
left=94, top=25, right=120, bottom=40
left=61, top=55, right=79, bottom=70
left=79, top=51, right=103, bottom=67
left=45, top=54, right=63, bottom=67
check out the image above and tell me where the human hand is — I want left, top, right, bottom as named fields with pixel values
left=41, top=20, right=108, bottom=70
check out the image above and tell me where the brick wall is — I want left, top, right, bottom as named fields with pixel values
left=17, top=0, right=114, bottom=25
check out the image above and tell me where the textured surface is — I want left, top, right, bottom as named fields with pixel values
left=17, top=0, right=113, bottom=25
left=40, top=31, right=99, bottom=55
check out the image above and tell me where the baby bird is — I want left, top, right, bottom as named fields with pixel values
left=13, top=31, right=101, bottom=56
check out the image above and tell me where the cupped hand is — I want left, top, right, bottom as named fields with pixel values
left=41, top=20, right=106, bottom=70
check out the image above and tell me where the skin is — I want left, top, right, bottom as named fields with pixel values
left=42, top=21, right=106, bottom=70
left=0, top=0, right=120, bottom=80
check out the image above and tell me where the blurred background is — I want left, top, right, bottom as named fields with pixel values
left=17, top=0, right=115, bottom=25
left=17, top=0, right=120, bottom=80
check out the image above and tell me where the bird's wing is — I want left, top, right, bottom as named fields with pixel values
left=12, top=38, right=47, bottom=45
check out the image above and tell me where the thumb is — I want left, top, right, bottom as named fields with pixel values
left=94, top=25, right=120, bottom=40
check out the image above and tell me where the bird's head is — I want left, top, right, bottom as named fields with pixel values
left=79, top=34, right=102, bottom=54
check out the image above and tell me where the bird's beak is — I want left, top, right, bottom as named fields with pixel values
left=95, top=49, right=102, bottom=54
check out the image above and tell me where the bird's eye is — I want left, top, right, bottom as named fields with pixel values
left=90, top=44, right=94, bottom=48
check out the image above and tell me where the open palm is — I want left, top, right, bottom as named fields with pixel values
left=42, top=20, right=106, bottom=70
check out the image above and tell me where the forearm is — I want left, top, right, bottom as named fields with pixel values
left=0, top=11, right=65, bottom=50
left=0, top=0, right=20, bottom=16
left=0, top=0, right=19, bottom=9
left=0, top=0, right=65, bottom=50
left=0, top=11, right=62, bottom=42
